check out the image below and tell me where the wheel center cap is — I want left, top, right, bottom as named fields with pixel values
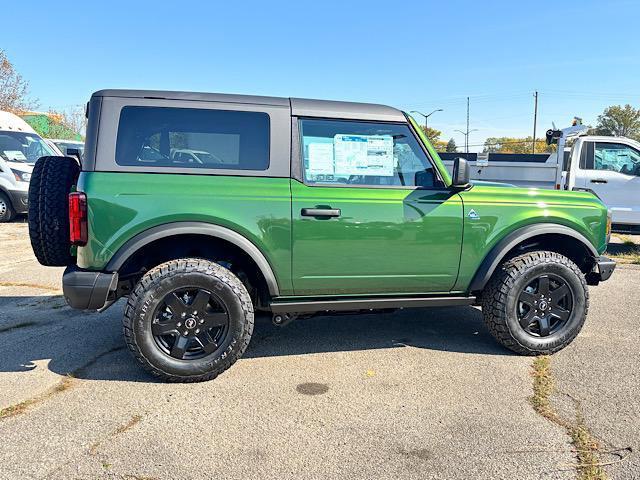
left=184, top=317, right=197, bottom=329
left=539, top=300, right=548, bottom=311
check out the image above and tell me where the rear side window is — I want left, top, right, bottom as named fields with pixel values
left=115, top=106, right=270, bottom=170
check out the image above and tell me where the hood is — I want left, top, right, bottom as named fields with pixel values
left=472, top=180, right=516, bottom=188
left=4, top=161, right=34, bottom=173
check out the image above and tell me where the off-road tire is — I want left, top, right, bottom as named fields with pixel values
left=123, top=258, right=254, bottom=382
left=481, top=251, right=588, bottom=355
left=0, top=192, right=16, bottom=222
left=28, top=156, right=80, bottom=266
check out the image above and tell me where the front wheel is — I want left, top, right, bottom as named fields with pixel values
left=481, top=251, right=589, bottom=355
left=123, top=259, right=254, bottom=382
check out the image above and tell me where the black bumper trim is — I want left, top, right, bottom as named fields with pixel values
left=63, top=266, right=118, bottom=310
left=595, top=255, right=616, bottom=282
left=586, top=255, right=616, bottom=285
left=6, top=189, right=29, bottom=214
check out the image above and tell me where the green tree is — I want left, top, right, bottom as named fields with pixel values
left=420, top=126, right=442, bottom=146
left=445, top=138, right=457, bottom=152
left=593, top=104, right=640, bottom=140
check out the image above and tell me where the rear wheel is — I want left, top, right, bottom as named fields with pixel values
left=481, top=251, right=588, bottom=355
left=123, top=258, right=254, bottom=382
left=0, top=192, right=16, bottom=222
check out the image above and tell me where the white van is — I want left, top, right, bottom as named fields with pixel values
left=0, top=111, right=60, bottom=221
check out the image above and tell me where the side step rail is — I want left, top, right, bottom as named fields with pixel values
left=270, top=296, right=476, bottom=314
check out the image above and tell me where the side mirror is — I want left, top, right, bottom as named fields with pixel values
left=452, top=157, right=470, bottom=188
left=66, top=148, right=81, bottom=160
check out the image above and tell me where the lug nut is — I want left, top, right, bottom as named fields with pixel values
left=193, top=310, right=198, bottom=316
left=181, top=312, right=187, bottom=318
left=199, top=319, right=204, bottom=324
left=183, top=331, right=189, bottom=336
left=195, top=328, right=200, bottom=334
left=177, top=322, right=182, bottom=327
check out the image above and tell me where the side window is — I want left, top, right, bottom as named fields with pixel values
left=299, top=119, right=441, bottom=188
left=593, top=142, right=640, bottom=176
left=115, top=106, right=270, bottom=170
left=579, top=141, right=595, bottom=169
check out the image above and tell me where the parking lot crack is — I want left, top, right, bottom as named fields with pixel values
left=529, top=355, right=633, bottom=480
left=88, top=414, right=143, bottom=456
left=0, top=346, right=125, bottom=420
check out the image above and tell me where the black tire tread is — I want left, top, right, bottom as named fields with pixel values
left=481, top=250, right=589, bottom=355
left=122, top=258, right=254, bottom=382
left=28, top=156, right=80, bottom=266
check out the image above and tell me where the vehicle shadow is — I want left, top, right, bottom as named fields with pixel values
left=606, top=242, right=639, bottom=256
left=0, top=295, right=510, bottom=383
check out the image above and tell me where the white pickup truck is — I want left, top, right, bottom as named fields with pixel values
left=442, top=125, right=640, bottom=230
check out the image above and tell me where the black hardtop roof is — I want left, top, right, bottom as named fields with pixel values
left=91, top=89, right=407, bottom=122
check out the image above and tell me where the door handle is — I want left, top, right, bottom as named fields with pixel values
left=591, top=178, right=608, bottom=184
left=301, top=208, right=341, bottom=218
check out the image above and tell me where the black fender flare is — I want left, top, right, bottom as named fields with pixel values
left=105, top=221, right=280, bottom=296
left=468, top=223, right=598, bottom=292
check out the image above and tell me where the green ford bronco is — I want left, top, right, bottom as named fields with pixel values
left=28, top=89, right=616, bottom=382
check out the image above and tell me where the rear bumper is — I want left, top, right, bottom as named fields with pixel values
left=586, top=255, right=616, bottom=285
left=7, top=189, right=29, bottom=214
left=62, top=265, right=118, bottom=310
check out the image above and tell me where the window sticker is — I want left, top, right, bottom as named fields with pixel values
left=334, top=134, right=394, bottom=176
left=3, top=150, right=27, bottom=161
left=308, top=143, right=335, bottom=175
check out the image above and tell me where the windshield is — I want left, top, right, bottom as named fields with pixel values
left=0, top=131, right=56, bottom=163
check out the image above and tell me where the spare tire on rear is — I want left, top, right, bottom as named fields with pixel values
left=28, top=156, right=80, bottom=266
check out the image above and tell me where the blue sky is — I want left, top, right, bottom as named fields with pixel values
left=3, top=0, right=639, bottom=150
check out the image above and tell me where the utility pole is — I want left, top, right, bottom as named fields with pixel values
left=466, top=97, right=470, bottom=153
left=532, top=91, right=538, bottom=154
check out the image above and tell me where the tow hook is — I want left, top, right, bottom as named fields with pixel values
left=272, top=313, right=298, bottom=327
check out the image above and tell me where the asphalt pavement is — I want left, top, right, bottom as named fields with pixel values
left=0, top=221, right=637, bottom=480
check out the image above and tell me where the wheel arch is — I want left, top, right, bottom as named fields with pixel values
left=106, top=221, right=280, bottom=296
left=469, top=224, right=598, bottom=293
left=0, top=185, right=13, bottom=204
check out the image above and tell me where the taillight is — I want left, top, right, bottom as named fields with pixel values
left=69, top=192, right=88, bottom=246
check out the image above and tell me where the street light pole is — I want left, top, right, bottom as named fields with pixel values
left=454, top=128, right=479, bottom=154
left=410, top=109, right=443, bottom=134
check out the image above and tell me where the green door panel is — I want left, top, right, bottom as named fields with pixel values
left=291, top=180, right=463, bottom=295
left=76, top=172, right=294, bottom=294
left=453, top=186, right=609, bottom=291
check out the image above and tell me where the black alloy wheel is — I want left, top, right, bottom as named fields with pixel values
left=152, top=287, right=230, bottom=360
left=516, top=273, right=573, bottom=337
